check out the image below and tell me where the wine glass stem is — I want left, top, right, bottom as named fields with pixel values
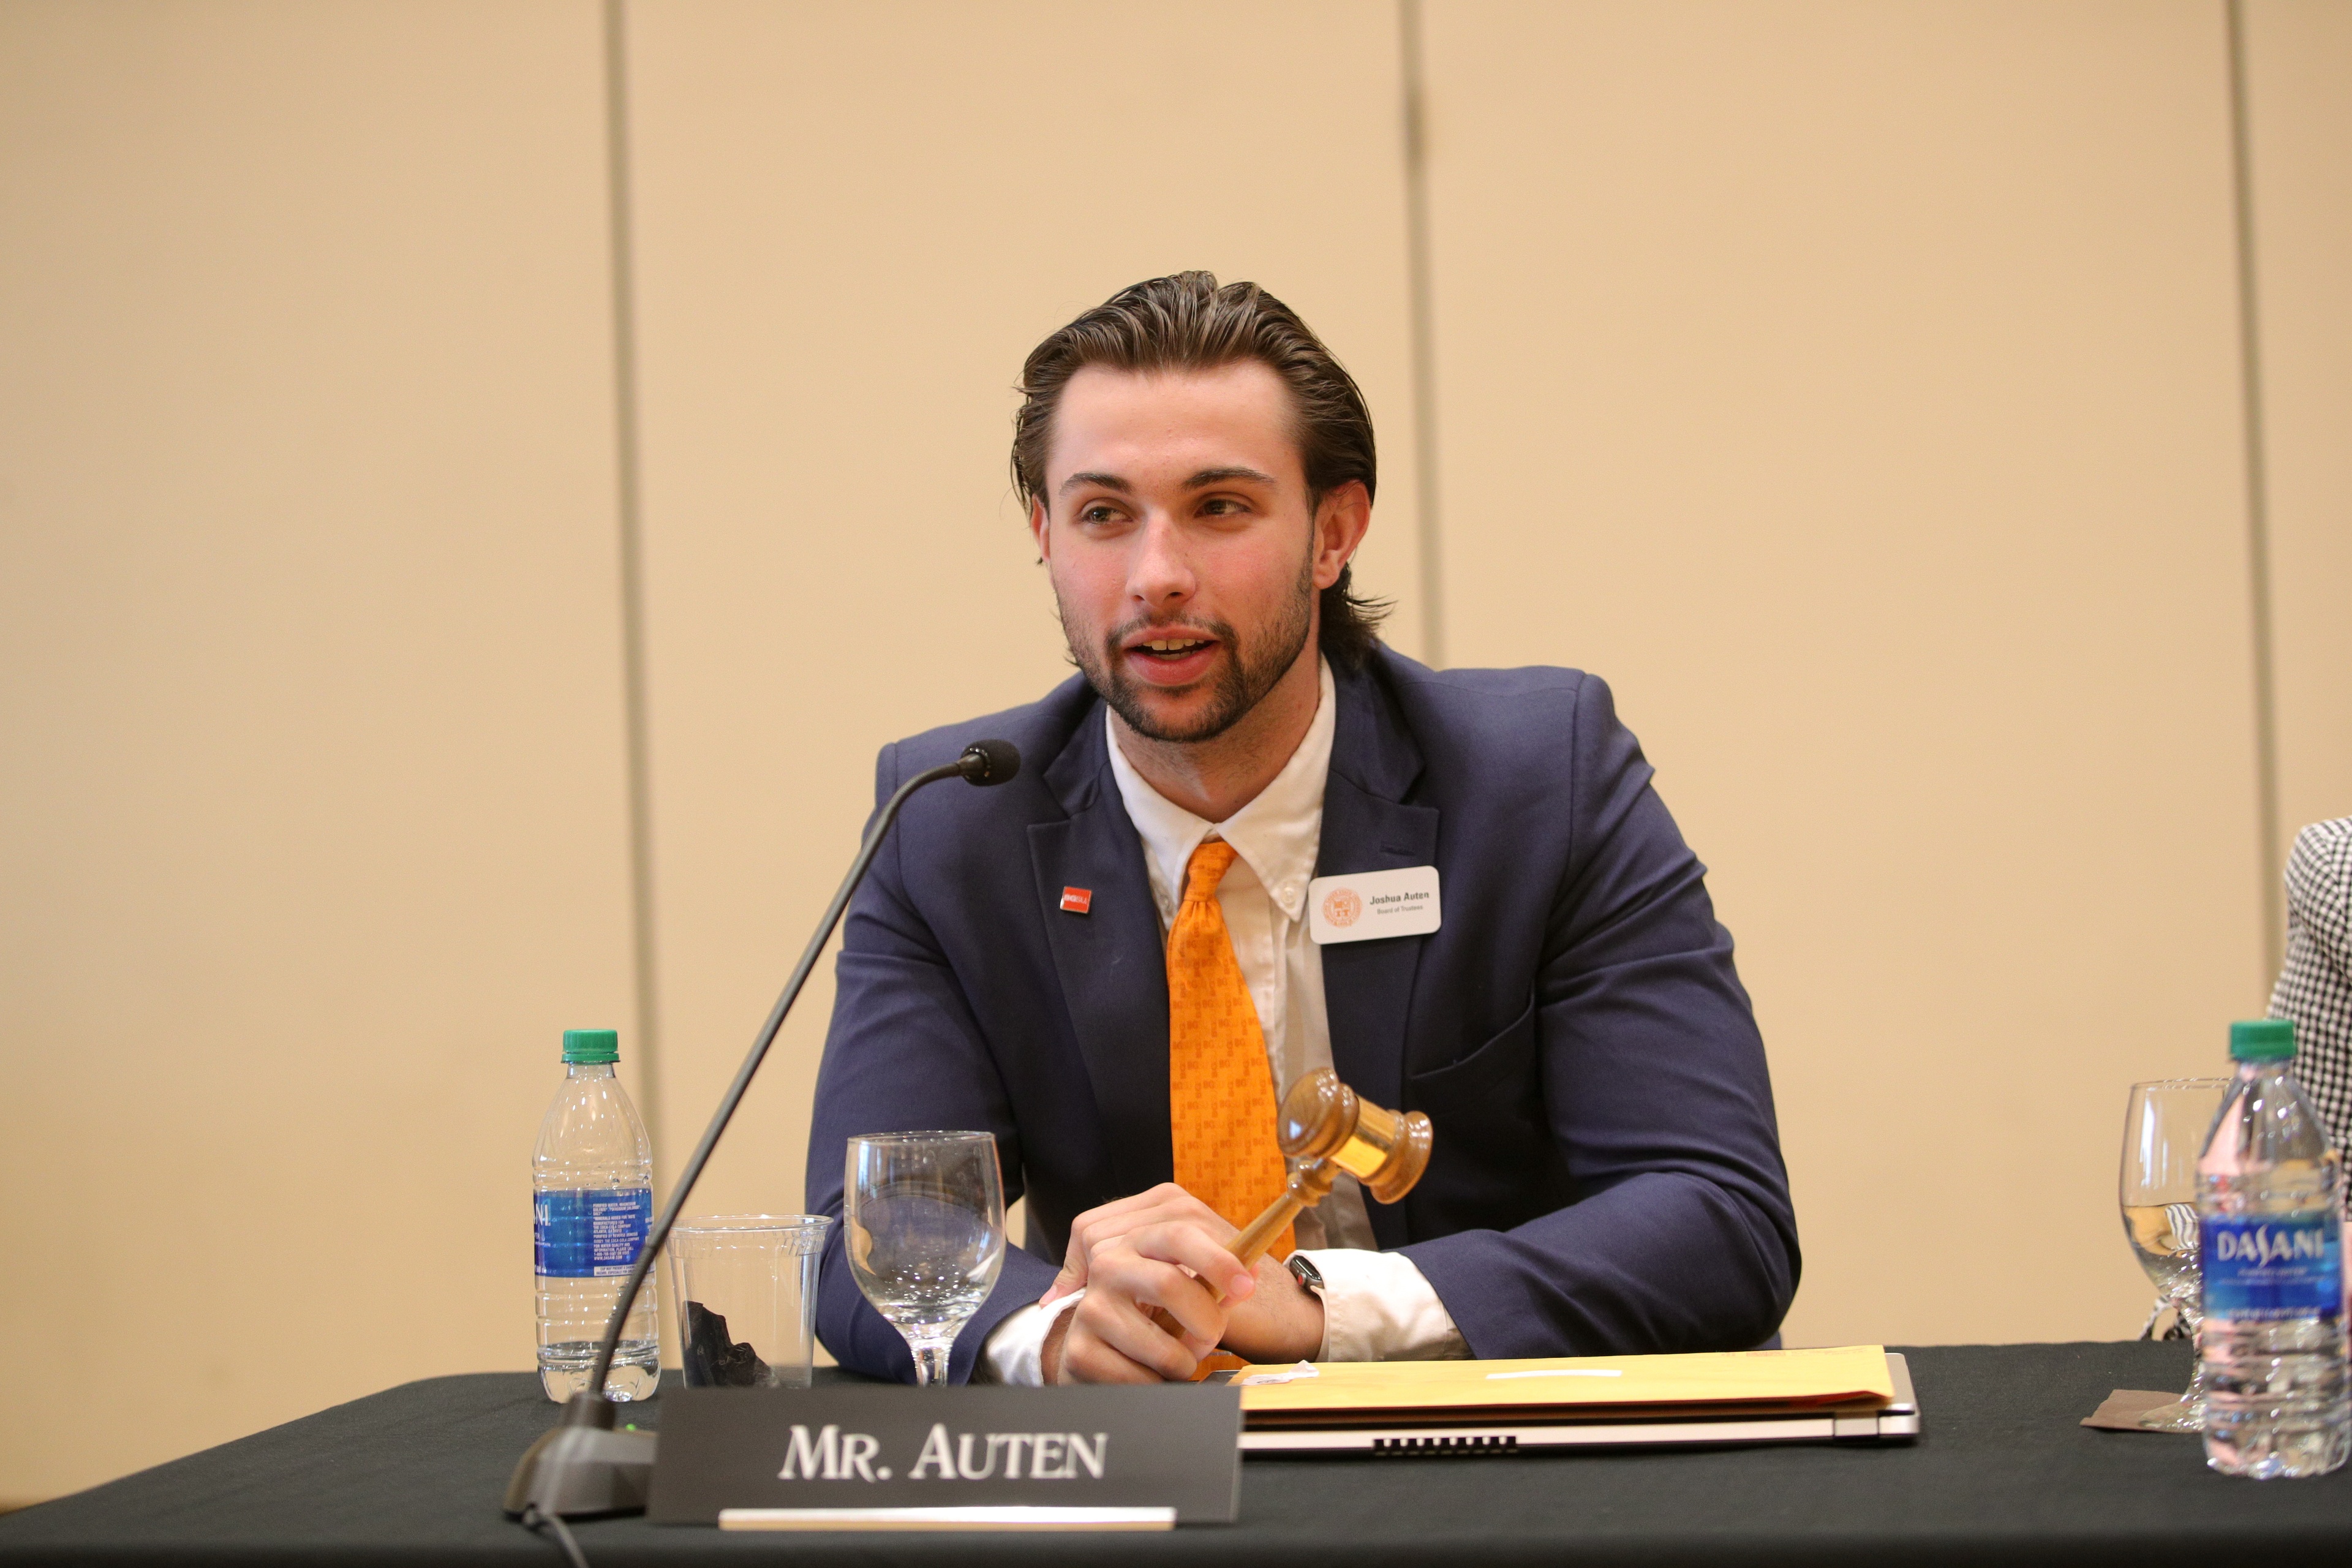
left=909, top=1338, right=954, bottom=1387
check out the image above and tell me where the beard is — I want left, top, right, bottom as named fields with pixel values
left=1061, top=552, right=1317, bottom=745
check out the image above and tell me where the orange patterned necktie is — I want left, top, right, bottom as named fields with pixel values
left=1166, top=839, right=1294, bottom=1258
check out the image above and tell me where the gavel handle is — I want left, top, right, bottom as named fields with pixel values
left=1224, top=1191, right=1309, bottom=1272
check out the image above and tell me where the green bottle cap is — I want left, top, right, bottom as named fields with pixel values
left=562, top=1028, right=620, bottom=1064
left=2228, top=1019, right=2296, bottom=1061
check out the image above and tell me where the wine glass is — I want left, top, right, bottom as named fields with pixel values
left=844, top=1131, right=1006, bottom=1387
left=2119, top=1077, right=2229, bottom=1431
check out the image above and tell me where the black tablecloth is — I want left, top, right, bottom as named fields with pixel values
left=4, top=1341, right=2349, bottom=1566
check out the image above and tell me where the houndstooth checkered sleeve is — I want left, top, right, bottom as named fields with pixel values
left=2268, top=818, right=2352, bottom=1162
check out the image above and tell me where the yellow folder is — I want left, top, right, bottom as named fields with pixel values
left=1232, top=1345, right=1894, bottom=1423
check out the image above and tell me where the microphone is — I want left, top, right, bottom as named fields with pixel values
left=505, top=739, right=1022, bottom=1519
left=956, top=737, right=1020, bottom=786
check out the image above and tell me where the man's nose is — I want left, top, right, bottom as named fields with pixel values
left=1125, top=514, right=1196, bottom=608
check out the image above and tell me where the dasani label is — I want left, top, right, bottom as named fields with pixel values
left=2201, top=1212, right=2343, bottom=1321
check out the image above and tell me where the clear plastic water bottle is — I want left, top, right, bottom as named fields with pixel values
left=533, top=1028, right=660, bottom=1402
left=2196, top=1017, right=2350, bottom=1477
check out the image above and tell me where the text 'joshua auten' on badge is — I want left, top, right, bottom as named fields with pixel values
left=1306, top=866, right=1441, bottom=945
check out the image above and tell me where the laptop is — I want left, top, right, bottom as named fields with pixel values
left=1231, top=1351, right=1920, bottom=1455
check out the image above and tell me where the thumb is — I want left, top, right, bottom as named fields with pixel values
left=1038, top=1263, right=1087, bottom=1308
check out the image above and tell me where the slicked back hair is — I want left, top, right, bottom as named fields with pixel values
left=1012, top=271, right=1391, bottom=669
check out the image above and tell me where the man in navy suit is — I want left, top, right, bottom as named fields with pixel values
left=808, top=273, right=1797, bottom=1384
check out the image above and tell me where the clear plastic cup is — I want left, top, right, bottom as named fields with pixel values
left=666, top=1215, right=831, bottom=1390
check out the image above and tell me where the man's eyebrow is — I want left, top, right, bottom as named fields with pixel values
left=1058, top=471, right=1131, bottom=496
left=1186, top=467, right=1278, bottom=489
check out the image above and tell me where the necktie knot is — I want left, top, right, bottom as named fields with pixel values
left=1182, top=839, right=1239, bottom=904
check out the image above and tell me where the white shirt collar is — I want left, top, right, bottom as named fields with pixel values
left=1105, top=658, right=1335, bottom=924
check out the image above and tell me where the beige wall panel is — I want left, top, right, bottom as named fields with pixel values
left=622, top=1, right=1420, bottom=1265
left=2245, top=0, right=2352, bottom=849
left=1421, top=1, right=2264, bottom=1346
left=0, top=2, right=633, bottom=1498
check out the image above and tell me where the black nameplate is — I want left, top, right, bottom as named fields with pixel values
left=646, top=1384, right=1242, bottom=1525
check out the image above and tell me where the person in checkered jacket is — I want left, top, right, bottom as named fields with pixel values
left=2270, top=818, right=2352, bottom=1170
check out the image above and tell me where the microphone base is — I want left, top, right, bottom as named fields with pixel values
left=502, top=1393, right=660, bottom=1518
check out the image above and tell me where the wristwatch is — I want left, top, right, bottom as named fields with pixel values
left=1286, top=1253, right=1325, bottom=1296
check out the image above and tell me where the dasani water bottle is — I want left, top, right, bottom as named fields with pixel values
left=2196, top=1017, right=2349, bottom=1477
left=533, top=1028, right=660, bottom=1401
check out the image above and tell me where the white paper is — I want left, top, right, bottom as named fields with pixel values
left=1486, top=1368, right=1624, bottom=1380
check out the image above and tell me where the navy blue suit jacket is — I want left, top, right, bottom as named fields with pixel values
left=806, top=648, right=1798, bottom=1382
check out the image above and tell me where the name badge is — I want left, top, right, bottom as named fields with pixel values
left=1308, top=866, right=1441, bottom=944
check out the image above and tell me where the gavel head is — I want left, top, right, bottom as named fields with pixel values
left=1277, top=1068, right=1433, bottom=1207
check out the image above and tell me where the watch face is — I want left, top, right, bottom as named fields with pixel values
left=1287, top=1254, right=1324, bottom=1292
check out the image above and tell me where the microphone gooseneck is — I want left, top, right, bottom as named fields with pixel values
left=505, top=737, right=1022, bottom=1518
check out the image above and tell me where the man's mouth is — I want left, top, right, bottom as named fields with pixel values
left=1134, top=636, right=1215, bottom=660
left=1113, top=627, right=1227, bottom=689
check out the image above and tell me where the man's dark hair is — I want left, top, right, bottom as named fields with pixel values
left=1012, top=271, right=1392, bottom=669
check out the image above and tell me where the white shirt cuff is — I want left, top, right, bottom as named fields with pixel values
left=1297, top=1249, right=1468, bottom=1362
left=975, top=1290, right=1084, bottom=1386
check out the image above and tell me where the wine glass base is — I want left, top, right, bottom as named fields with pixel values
left=2134, top=1398, right=2203, bottom=1433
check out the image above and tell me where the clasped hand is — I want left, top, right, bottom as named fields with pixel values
left=1035, top=1183, right=1323, bottom=1384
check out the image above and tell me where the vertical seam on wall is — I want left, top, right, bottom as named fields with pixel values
left=1399, top=0, right=1445, bottom=669
left=603, top=0, right=665, bottom=1179
left=2225, top=0, right=2284, bottom=984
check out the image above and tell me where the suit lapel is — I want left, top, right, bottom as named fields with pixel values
left=1030, top=711, right=1172, bottom=1197
left=1316, top=663, right=1438, bottom=1246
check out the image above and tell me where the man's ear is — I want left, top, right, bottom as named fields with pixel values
left=1030, top=497, right=1052, bottom=564
left=1311, top=480, right=1372, bottom=591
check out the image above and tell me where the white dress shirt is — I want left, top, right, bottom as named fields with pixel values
left=979, top=660, right=1466, bottom=1384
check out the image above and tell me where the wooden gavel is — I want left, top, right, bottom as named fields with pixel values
left=1147, top=1068, right=1433, bottom=1336
left=1234, top=1067, right=1433, bottom=1263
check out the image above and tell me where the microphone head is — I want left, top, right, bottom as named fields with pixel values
left=956, top=739, right=1021, bottom=786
